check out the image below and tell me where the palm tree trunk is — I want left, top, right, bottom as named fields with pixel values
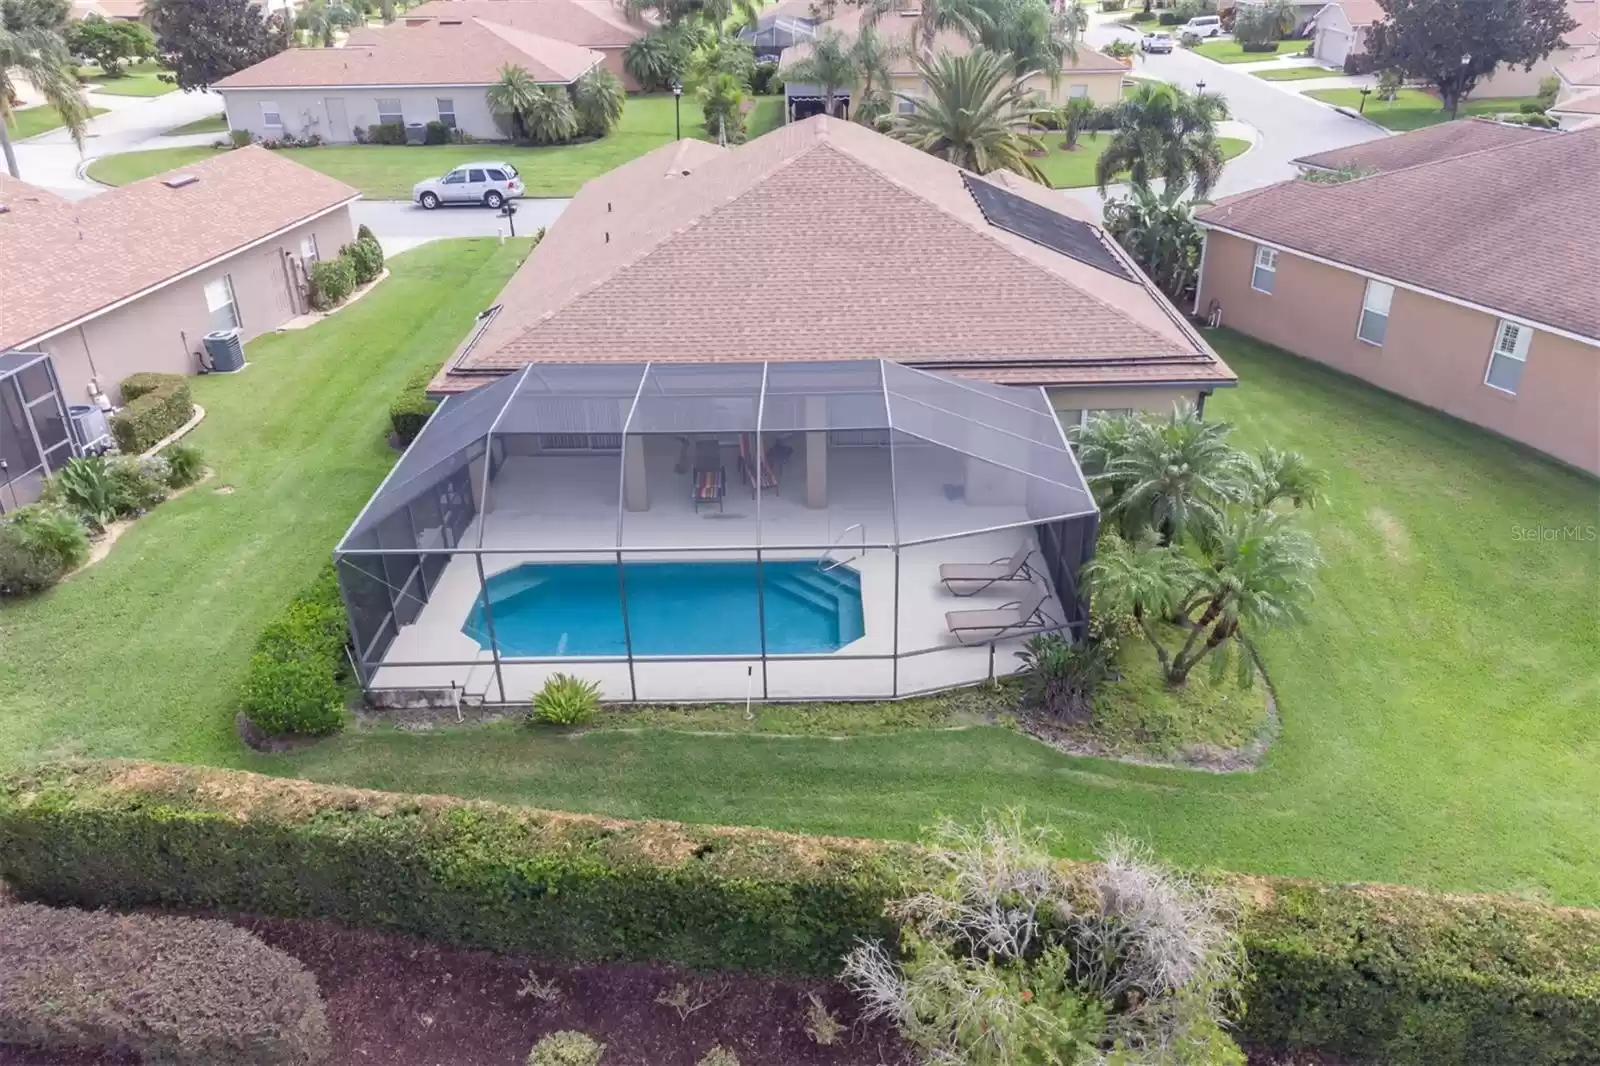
left=1132, top=605, right=1174, bottom=677
left=1170, top=617, right=1235, bottom=685
left=1, top=123, right=20, bottom=180
left=1169, top=597, right=1224, bottom=680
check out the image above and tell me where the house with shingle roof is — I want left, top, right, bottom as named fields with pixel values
left=212, top=14, right=607, bottom=144
left=1194, top=123, right=1600, bottom=475
left=432, top=115, right=1235, bottom=429
left=0, top=147, right=358, bottom=416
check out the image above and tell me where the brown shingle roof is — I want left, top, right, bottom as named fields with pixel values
left=1293, top=118, right=1550, bottom=173
left=402, top=0, right=646, bottom=47
left=213, top=18, right=603, bottom=89
left=434, top=116, right=1232, bottom=393
left=0, top=147, right=359, bottom=348
left=1320, top=0, right=1384, bottom=27
left=1199, top=125, right=1600, bottom=340
left=1560, top=47, right=1600, bottom=86
left=1554, top=87, right=1600, bottom=113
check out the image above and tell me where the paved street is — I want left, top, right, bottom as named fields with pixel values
left=354, top=198, right=572, bottom=255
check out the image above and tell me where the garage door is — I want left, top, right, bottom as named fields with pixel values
left=1316, top=25, right=1351, bottom=67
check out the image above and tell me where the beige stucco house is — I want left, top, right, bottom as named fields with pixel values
left=1196, top=122, right=1600, bottom=475
left=431, top=115, right=1235, bottom=428
left=402, top=0, right=649, bottom=89
left=0, top=148, right=358, bottom=410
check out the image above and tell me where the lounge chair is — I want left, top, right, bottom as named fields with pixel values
left=738, top=433, right=781, bottom=497
left=939, top=543, right=1036, bottom=596
left=692, top=439, right=725, bottom=512
left=945, top=585, right=1058, bottom=645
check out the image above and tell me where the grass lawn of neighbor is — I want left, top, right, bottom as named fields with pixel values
left=1252, top=65, right=1342, bottom=81
left=163, top=112, right=229, bottom=137
left=1305, top=87, right=1542, bottom=130
left=2, top=241, right=1595, bottom=907
left=1193, top=39, right=1311, bottom=63
left=1035, top=134, right=1251, bottom=188
left=87, top=94, right=785, bottom=196
left=79, top=59, right=176, bottom=97
left=5, top=103, right=109, bottom=140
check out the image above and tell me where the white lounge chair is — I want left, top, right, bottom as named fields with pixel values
left=945, top=585, right=1058, bottom=645
left=939, top=543, right=1036, bottom=596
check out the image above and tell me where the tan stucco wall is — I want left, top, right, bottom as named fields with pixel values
left=1016, top=68, right=1125, bottom=107
left=1047, top=385, right=1209, bottom=423
left=1474, top=50, right=1568, bottom=97
left=220, top=87, right=504, bottom=143
left=600, top=48, right=641, bottom=92
left=38, top=208, right=355, bottom=405
left=1196, top=230, right=1600, bottom=474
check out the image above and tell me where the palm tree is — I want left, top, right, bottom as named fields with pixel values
left=573, top=65, right=626, bottom=136
left=1093, top=401, right=1248, bottom=544
left=783, top=28, right=855, bottom=117
left=522, top=85, right=579, bottom=144
left=623, top=30, right=679, bottom=92
left=849, top=23, right=902, bottom=126
left=295, top=0, right=359, bottom=47
left=1082, top=532, right=1199, bottom=681
left=1248, top=446, right=1328, bottom=510
left=1052, top=94, right=1097, bottom=151
left=1101, top=181, right=1203, bottom=297
left=684, top=30, right=755, bottom=93
left=888, top=48, right=1048, bottom=184
left=1094, top=80, right=1231, bottom=198
left=486, top=64, right=542, bottom=142
left=969, top=0, right=1084, bottom=84
left=0, top=23, right=90, bottom=180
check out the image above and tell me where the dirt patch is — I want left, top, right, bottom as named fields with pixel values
left=235, top=712, right=324, bottom=754
left=1366, top=507, right=1411, bottom=561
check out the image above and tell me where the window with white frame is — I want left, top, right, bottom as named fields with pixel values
left=376, top=98, right=403, bottom=126
left=203, top=276, right=240, bottom=333
left=1069, top=84, right=1089, bottom=97
left=1484, top=319, right=1532, bottom=394
left=261, top=101, right=282, bottom=128
left=1357, top=279, right=1393, bottom=346
left=300, top=234, right=319, bottom=263
left=1251, top=244, right=1278, bottom=293
left=436, top=97, right=456, bottom=128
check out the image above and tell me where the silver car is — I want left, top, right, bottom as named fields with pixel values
left=1141, top=30, right=1174, bottom=52
left=412, top=162, right=524, bottom=210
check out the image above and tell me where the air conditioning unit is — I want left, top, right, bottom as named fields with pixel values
left=67, top=404, right=110, bottom=453
left=203, top=328, right=245, bottom=372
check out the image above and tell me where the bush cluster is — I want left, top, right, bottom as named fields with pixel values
left=309, top=230, right=384, bottom=310
left=529, top=673, right=601, bottom=726
left=239, top=567, right=349, bottom=737
left=528, top=1031, right=604, bottom=1066
left=0, top=505, right=90, bottom=596
left=389, top=365, right=439, bottom=446
left=110, top=371, right=193, bottom=453
left=362, top=121, right=407, bottom=145
left=0, top=901, right=330, bottom=1065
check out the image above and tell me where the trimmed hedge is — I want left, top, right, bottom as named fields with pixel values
left=110, top=371, right=193, bottom=453
left=390, top=365, right=439, bottom=445
left=0, top=900, right=329, bottom=1064
left=308, top=255, right=357, bottom=310
left=0, top=763, right=1596, bottom=1065
left=239, top=567, right=349, bottom=737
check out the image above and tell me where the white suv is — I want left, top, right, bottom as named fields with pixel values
left=413, top=162, right=524, bottom=209
left=1184, top=14, right=1223, bottom=36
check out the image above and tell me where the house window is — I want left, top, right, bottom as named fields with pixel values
left=1357, top=280, right=1393, bottom=346
left=261, top=101, right=282, bottom=128
left=1057, top=408, right=1084, bottom=428
left=436, top=97, right=456, bottom=128
left=300, top=234, right=319, bottom=262
left=1069, top=84, right=1089, bottom=97
left=1251, top=245, right=1277, bottom=293
left=204, top=275, right=240, bottom=333
left=1484, top=319, right=1532, bottom=395
left=376, top=98, right=403, bottom=126
left=897, top=97, right=915, bottom=114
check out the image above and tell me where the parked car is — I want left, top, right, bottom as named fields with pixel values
left=1184, top=14, right=1223, bottom=37
left=1141, top=30, right=1175, bottom=52
left=412, top=163, right=524, bottom=210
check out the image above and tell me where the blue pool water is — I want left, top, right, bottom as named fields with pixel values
left=463, top=561, right=865, bottom=657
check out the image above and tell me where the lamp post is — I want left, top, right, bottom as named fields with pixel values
left=1358, top=85, right=1372, bottom=112
left=671, top=81, right=683, bottom=140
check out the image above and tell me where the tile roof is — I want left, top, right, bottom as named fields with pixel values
left=0, top=147, right=359, bottom=348
left=1563, top=0, right=1598, bottom=44
left=1318, top=0, right=1385, bottom=25
left=1199, top=125, right=1600, bottom=340
left=433, top=115, right=1232, bottom=393
left=212, top=18, right=603, bottom=89
left=1560, top=47, right=1600, bottom=85
left=1293, top=118, right=1550, bottom=173
left=401, top=0, right=646, bottom=47
left=1553, top=87, right=1600, bottom=112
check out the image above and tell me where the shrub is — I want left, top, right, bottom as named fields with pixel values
left=239, top=567, right=349, bottom=737
left=530, top=673, right=601, bottom=726
left=1239, top=40, right=1280, bottom=52
left=345, top=236, right=384, bottom=286
left=308, top=255, right=357, bottom=310
left=1518, top=99, right=1547, bottom=114
left=1503, top=112, right=1559, bottom=127
left=697, top=1048, right=739, bottom=1066
left=1015, top=633, right=1114, bottom=724
left=0, top=505, right=90, bottom=595
left=750, top=60, right=780, bottom=95
left=366, top=121, right=406, bottom=145
left=106, top=454, right=170, bottom=514
left=50, top=455, right=122, bottom=529
left=230, top=128, right=253, bottom=147
left=1157, top=10, right=1184, bottom=23
left=390, top=365, right=439, bottom=446
left=110, top=372, right=193, bottom=453
left=0, top=902, right=330, bottom=1065
left=528, top=1031, right=604, bottom=1066
left=424, top=118, right=449, bottom=144
left=161, top=441, right=206, bottom=488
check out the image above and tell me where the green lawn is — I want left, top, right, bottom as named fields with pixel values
left=86, top=94, right=786, bottom=197
left=1252, top=65, right=1341, bottom=81
left=162, top=113, right=229, bottom=137
left=3, top=254, right=1596, bottom=906
left=1192, top=39, right=1311, bottom=63
left=79, top=60, right=176, bottom=97
left=1035, top=134, right=1250, bottom=188
left=1305, top=87, right=1543, bottom=130
left=4, top=104, right=109, bottom=140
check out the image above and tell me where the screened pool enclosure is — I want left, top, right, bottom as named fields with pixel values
left=335, top=360, right=1100, bottom=704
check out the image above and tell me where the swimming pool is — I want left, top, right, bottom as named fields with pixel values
left=463, top=560, right=865, bottom=657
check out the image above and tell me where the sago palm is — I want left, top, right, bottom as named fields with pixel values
left=784, top=28, right=854, bottom=117
left=574, top=65, right=626, bottom=136
left=622, top=30, right=680, bottom=91
left=0, top=23, right=91, bottom=179
left=888, top=48, right=1047, bottom=183
left=486, top=64, right=542, bottom=142
left=1095, top=80, right=1230, bottom=197
left=522, top=85, right=579, bottom=144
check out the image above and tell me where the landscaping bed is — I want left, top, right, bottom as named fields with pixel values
left=1033, top=133, right=1251, bottom=188
left=1192, top=39, right=1310, bottom=63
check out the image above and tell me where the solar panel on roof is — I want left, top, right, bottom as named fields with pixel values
left=962, top=173, right=1134, bottom=282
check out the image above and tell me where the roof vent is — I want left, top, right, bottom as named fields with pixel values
left=0, top=204, right=10, bottom=215
left=162, top=174, right=200, bottom=189
left=438, top=17, right=463, bottom=23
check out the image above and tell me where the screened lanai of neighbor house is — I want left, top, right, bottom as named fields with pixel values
left=336, top=359, right=1100, bottom=705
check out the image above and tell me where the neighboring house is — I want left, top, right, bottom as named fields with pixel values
left=1309, top=0, right=1381, bottom=69
left=1549, top=85, right=1600, bottom=127
left=212, top=18, right=604, bottom=143
left=1235, top=0, right=1323, bottom=35
left=1550, top=48, right=1600, bottom=125
left=432, top=114, right=1236, bottom=428
left=778, top=6, right=1126, bottom=121
left=1195, top=123, right=1600, bottom=475
left=0, top=148, right=358, bottom=415
left=400, top=0, right=650, bottom=90
left=69, top=0, right=148, bottom=19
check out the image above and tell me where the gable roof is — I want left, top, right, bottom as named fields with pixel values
left=401, top=0, right=646, bottom=46
left=1552, top=87, right=1600, bottom=113
left=1198, top=125, right=1600, bottom=341
left=1293, top=118, right=1550, bottom=173
left=0, top=147, right=359, bottom=349
left=212, top=18, right=603, bottom=89
left=435, top=116, right=1232, bottom=393
left=1563, top=0, right=1598, bottom=44
left=1318, top=0, right=1385, bottom=26
left=1561, top=46, right=1600, bottom=85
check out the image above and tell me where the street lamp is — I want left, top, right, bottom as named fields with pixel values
left=1358, top=85, right=1372, bottom=113
left=670, top=81, right=683, bottom=140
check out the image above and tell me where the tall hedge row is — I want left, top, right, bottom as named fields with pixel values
left=0, top=762, right=1595, bottom=1066
left=110, top=372, right=193, bottom=453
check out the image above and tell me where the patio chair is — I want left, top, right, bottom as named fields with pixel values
left=938, top=543, right=1037, bottom=596
left=738, top=433, right=781, bottom=497
left=945, top=585, right=1058, bottom=646
left=692, top=439, right=725, bottom=512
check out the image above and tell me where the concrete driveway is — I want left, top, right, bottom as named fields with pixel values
left=355, top=198, right=571, bottom=255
